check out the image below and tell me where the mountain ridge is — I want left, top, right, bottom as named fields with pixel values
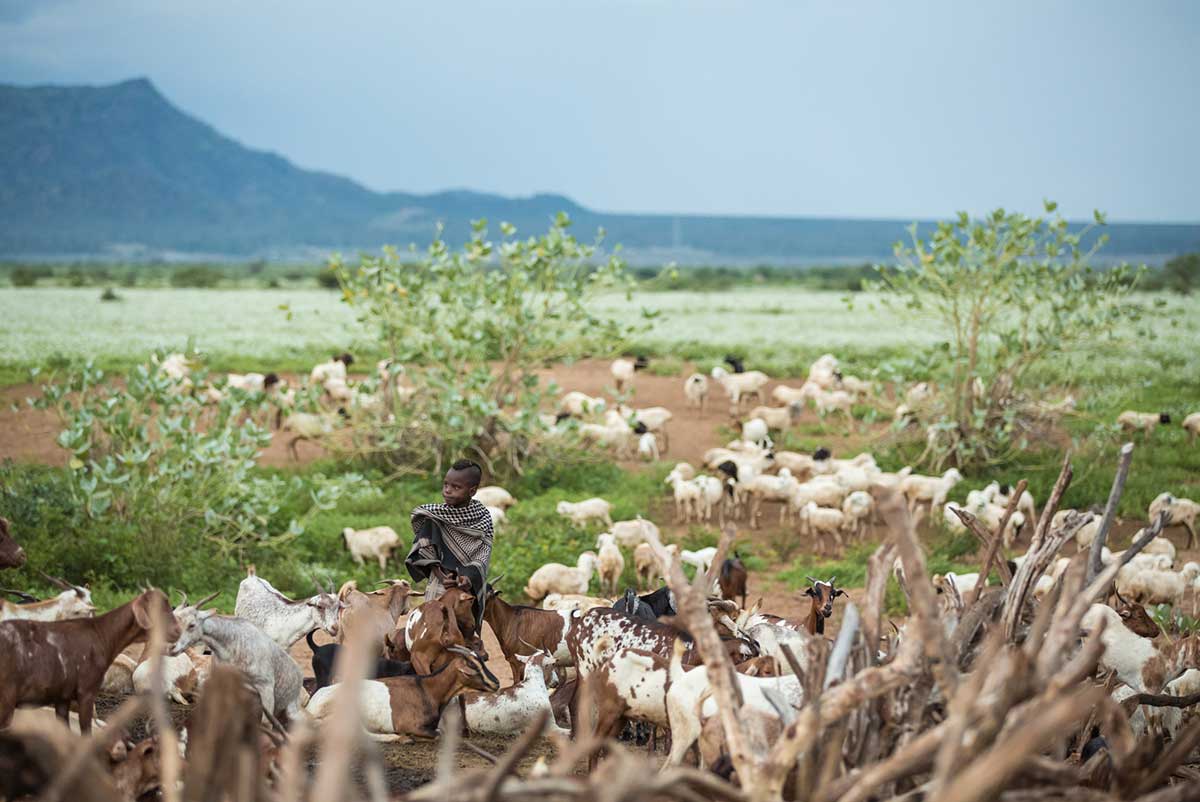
left=2, top=78, right=1198, bottom=263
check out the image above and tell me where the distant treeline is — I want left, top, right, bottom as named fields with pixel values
left=4, top=254, right=1198, bottom=294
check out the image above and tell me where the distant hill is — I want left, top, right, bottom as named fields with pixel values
left=2, top=78, right=1198, bottom=264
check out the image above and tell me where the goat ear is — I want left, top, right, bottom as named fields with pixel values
left=804, top=587, right=816, bottom=597
left=834, top=588, right=847, bottom=598
left=131, top=594, right=153, bottom=630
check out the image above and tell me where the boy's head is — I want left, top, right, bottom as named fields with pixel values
left=443, top=459, right=482, bottom=507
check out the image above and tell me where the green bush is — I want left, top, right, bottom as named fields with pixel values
left=10, top=266, right=52, bottom=287
left=99, top=287, right=121, bottom=302
left=170, top=265, right=224, bottom=288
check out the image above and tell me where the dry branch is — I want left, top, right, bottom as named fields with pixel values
left=1087, top=442, right=1134, bottom=583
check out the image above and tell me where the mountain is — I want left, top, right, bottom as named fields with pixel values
left=2, top=78, right=1198, bottom=264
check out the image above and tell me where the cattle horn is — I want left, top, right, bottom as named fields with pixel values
left=38, top=570, right=73, bottom=591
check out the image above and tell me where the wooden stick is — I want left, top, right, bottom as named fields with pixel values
left=1087, top=442, right=1134, bottom=584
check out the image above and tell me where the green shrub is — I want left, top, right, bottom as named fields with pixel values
left=10, top=266, right=52, bottom=287
left=99, top=287, right=121, bottom=302
left=170, top=265, right=224, bottom=288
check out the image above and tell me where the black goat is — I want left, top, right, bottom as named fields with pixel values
left=723, top=355, right=746, bottom=374
left=637, top=586, right=677, bottom=618
left=306, top=630, right=414, bottom=691
left=612, top=588, right=655, bottom=621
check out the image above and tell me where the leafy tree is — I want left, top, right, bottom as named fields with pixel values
left=1162, top=252, right=1199, bottom=295
left=330, top=214, right=647, bottom=476
left=871, top=202, right=1147, bottom=468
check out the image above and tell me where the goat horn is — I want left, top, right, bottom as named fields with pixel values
left=518, top=637, right=539, bottom=653
left=828, top=575, right=836, bottom=584
left=804, top=575, right=819, bottom=585
left=374, top=580, right=396, bottom=588
left=0, top=588, right=39, bottom=604
left=38, top=570, right=73, bottom=591
left=175, top=590, right=188, bottom=608
left=489, top=573, right=506, bottom=586
left=194, top=590, right=219, bottom=610
left=446, top=645, right=475, bottom=659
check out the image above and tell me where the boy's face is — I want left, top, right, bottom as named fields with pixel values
left=442, top=468, right=478, bottom=507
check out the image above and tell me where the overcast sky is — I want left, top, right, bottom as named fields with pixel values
left=2, top=0, right=1197, bottom=221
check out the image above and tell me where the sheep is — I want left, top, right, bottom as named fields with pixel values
left=710, top=366, right=769, bottom=411
left=475, top=485, right=516, bottom=509
left=281, top=410, right=341, bottom=460
left=341, top=525, right=402, bottom=573
left=1080, top=603, right=1167, bottom=692
left=596, top=533, right=626, bottom=597
left=1115, top=564, right=1189, bottom=605
left=0, top=589, right=180, bottom=734
left=233, top=571, right=343, bottom=648
left=801, top=502, right=846, bottom=553
left=609, top=517, right=661, bottom=549
left=745, top=469, right=800, bottom=528
left=556, top=498, right=614, bottom=528
left=786, top=477, right=850, bottom=525
left=579, top=420, right=635, bottom=457
left=1137, top=530, right=1177, bottom=563
left=814, top=389, right=854, bottom=418
left=1049, top=509, right=1102, bottom=550
left=740, top=417, right=772, bottom=450
left=454, top=649, right=566, bottom=736
left=1148, top=492, right=1199, bottom=547
left=807, top=354, right=840, bottom=389
left=633, top=543, right=659, bottom=590
left=983, top=481, right=1038, bottom=523
left=665, top=473, right=703, bottom=523
left=524, top=552, right=600, bottom=602
left=637, top=431, right=660, bottom=461
left=307, top=647, right=499, bottom=740
left=667, top=461, right=696, bottom=482
left=905, top=382, right=933, bottom=406
left=693, top=475, right=725, bottom=523
left=838, top=374, right=872, bottom=398
left=558, top=391, right=606, bottom=418
left=310, top=352, right=353, bottom=384
left=684, top=373, right=709, bottom=411
left=610, top=356, right=647, bottom=393
left=132, top=645, right=205, bottom=705
left=629, top=406, right=674, bottom=452
left=841, top=490, right=874, bottom=540
left=772, top=382, right=822, bottom=406
left=680, top=546, right=718, bottom=575
left=0, top=580, right=95, bottom=622
left=899, top=468, right=964, bottom=519
left=748, top=403, right=803, bottom=431
left=1118, top=410, right=1172, bottom=437
left=541, top=593, right=613, bottom=613
left=1184, top=412, right=1200, bottom=444
left=155, top=352, right=192, bottom=391
left=946, top=501, right=1027, bottom=548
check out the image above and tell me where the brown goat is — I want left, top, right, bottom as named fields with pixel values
left=803, top=576, right=846, bottom=635
left=336, top=578, right=416, bottom=646
left=718, top=553, right=748, bottom=608
left=397, top=599, right=467, bottom=674
left=0, top=588, right=180, bottom=734
left=0, top=517, right=25, bottom=569
left=1113, top=591, right=1163, bottom=639
left=482, top=587, right=572, bottom=680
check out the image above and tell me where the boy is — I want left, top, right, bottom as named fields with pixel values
left=405, top=459, right=494, bottom=627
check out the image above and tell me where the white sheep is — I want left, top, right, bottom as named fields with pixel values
left=1115, top=564, right=1188, bottom=605
left=693, top=475, right=725, bottom=523
left=982, top=481, right=1038, bottom=523
left=610, top=357, right=639, bottom=392
left=786, top=478, right=850, bottom=525
left=475, top=486, right=516, bottom=509
left=1117, top=410, right=1171, bottom=436
left=629, top=406, right=673, bottom=452
left=1148, top=492, right=1199, bottom=547
left=815, top=389, right=854, bottom=418
left=710, top=366, right=770, bottom=411
left=745, top=469, right=800, bottom=527
left=342, top=526, right=402, bottom=572
left=633, top=543, right=660, bottom=589
left=837, top=375, right=872, bottom=398
left=841, top=490, right=874, bottom=539
left=666, top=462, right=696, bottom=482
left=579, top=420, right=635, bottom=458
left=666, top=474, right=703, bottom=523
left=541, top=592, right=614, bottom=613
left=899, top=468, right=963, bottom=519
left=559, top=391, right=606, bottom=418
left=637, top=431, right=661, bottom=461
left=310, top=354, right=351, bottom=385
left=596, top=533, right=626, bottom=597
left=524, top=552, right=600, bottom=601
left=748, top=403, right=802, bottom=431
left=1049, top=509, right=1102, bottom=550
left=740, top=418, right=772, bottom=450
left=807, top=354, right=840, bottom=389
left=680, top=546, right=718, bottom=575
left=281, top=411, right=340, bottom=460
left=683, top=373, right=709, bottom=411
left=772, top=382, right=822, bottom=406
left=556, top=498, right=614, bottom=528
left=1184, top=412, right=1200, bottom=444
left=905, top=382, right=933, bottom=406
left=484, top=505, right=507, bottom=530
left=609, top=517, right=661, bottom=549
left=801, top=502, right=846, bottom=552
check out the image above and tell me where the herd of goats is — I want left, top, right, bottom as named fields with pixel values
left=2, top=437, right=1200, bottom=801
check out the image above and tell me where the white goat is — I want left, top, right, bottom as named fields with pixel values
left=524, top=552, right=599, bottom=601
left=474, top=486, right=516, bottom=509
left=342, top=526, right=402, bottom=572
left=1148, top=492, right=1199, bottom=547
left=684, top=373, right=709, bottom=411
left=596, top=533, right=626, bottom=597
left=710, top=366, right=769, bottom=411
left=233, top=572, right=343, bottom=648
left=556, top=498, right=614, bottom=528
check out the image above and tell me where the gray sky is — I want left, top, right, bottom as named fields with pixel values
left=2, top=0, right=1198, bottom=221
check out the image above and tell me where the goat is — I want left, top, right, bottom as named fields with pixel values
left=455, top=650, right=566, bottom=736
left=1112, top=591, right=1162, bottom=639
left=636, top=586, right=678, bottom=618
left=481, top=586, right=574, bottom=680
left=0, top=588, right=180, bottom=734
left=306, top=629, right=413, bottom=692
left=524, top=552, right=599, bottom=601
left=1148, top=492, right=1199, bottom=548
left=336, top=578, right=416, bottom=645
left=541, top=592, right=614, bottom=613
left=0, top=575, right=94, bottom=622
left=234, top=571, right=343, bottom=648
left=802, top=576, right=846, bottom=635
left=395, top=588, right=483, bottom=672
left=307, top=647, right=499, bottom=741
left=596, top=532, right=625, bottom=597
left=612, top=587, right=655, bottom=621
left=718, top=553, right=748, bottom=608
left=579, top=647, right=671, bottom=763
left=168, top=607, right=304, bottom=728
left=0, top=517, right=26, bottom=569
left=474, top=486, right=516, bottom=509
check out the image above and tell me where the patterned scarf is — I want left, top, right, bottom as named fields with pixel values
left=406, top=499, right=494, bottom=594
